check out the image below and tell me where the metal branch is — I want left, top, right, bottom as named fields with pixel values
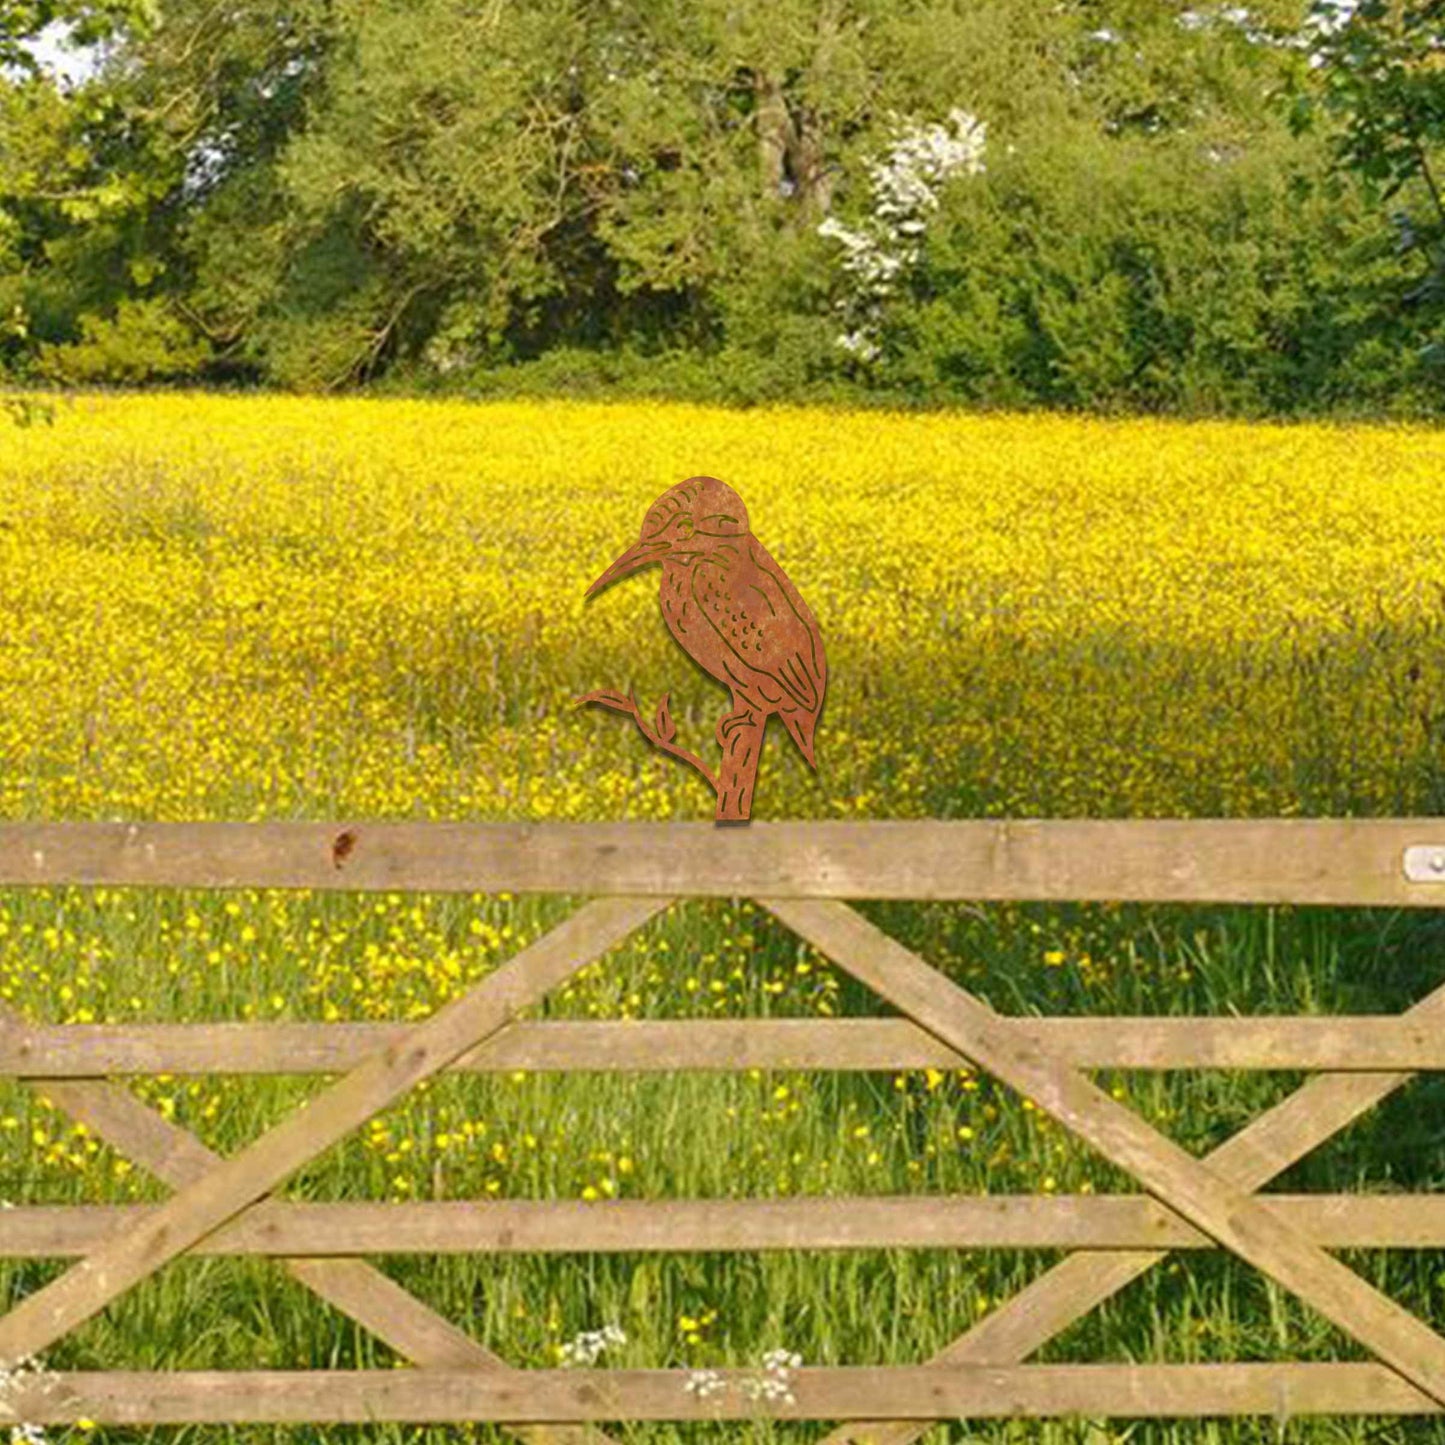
left=573, top=689, right=720, bottom=796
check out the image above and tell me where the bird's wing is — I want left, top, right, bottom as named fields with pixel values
left=748, top=536, right=826, bottom=715
left=692, top=536, right=826, bottom=716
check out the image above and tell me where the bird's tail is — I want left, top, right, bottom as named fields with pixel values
left=781, top=708, right=818, bottom=771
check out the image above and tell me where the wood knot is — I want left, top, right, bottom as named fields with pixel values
left=331, top=829, right=358, bottom=869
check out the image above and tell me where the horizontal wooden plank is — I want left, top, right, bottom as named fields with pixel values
left=0, top=1006, right=617, bottom=1445
left=7, top=1015, right=1445, bottom=1077
left=764, top=896, right=1445, bottom=1410
left=822, top=983, right=1445, bottom=1445
left=0, top=897, right=667, bottom=1365
left=3, top=1194, right=1444, bottom=1259
left=1, top=820, right=1444, bottom=903
left=1, top=1364, right=1439, bottom=1424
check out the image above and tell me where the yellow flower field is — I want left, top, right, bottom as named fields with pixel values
left=2, top=391, right=1444, bottom=822
left=2, top=394, right=1445, bottom=1445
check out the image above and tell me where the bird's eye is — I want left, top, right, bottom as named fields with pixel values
left=677, top=518, right=694, bottom=540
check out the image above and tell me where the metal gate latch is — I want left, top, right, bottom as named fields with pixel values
left=1404, top=845, right=1445, bottom=882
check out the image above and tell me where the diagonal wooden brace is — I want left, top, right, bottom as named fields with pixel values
left=762, top=898, right=1445, bottom=1412
left=0, top=1008, right=616, bottom=1445
left=819, top=979, right=1445, bottom=1445
left=0, top=895, right=667, bottom=1366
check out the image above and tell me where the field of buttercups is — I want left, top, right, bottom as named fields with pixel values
left=2, top=393, right=1445, bottom=1443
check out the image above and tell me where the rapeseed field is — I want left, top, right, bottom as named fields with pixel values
left=1, top=393, right=1443, bottom=1444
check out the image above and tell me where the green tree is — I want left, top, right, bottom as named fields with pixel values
left=249, top=0, right=1109, bottom=388
left=5, top=0, right=1443, bottom=416
left=0, top=0, right=142, bottom=71
left=0, top=0, right=333, bottom=381
left=1295, top=1, right=1445, bottom=355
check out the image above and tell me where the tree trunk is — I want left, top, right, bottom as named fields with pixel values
left=753, top=71, right=831, bottom=213
left=791, top=118, right=833, bottom=213
left=754, top=71, right=794, bottom=200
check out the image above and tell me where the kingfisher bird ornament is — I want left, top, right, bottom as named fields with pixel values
left=577, top=476, right=826, bottom=822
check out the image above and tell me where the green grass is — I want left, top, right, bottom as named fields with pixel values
left=3, top=887, right=1445, bottom=1443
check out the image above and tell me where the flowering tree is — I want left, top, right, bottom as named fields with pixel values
left=817, top=108, right=988, bottom=365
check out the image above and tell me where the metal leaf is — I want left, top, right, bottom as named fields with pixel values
left=574, top=689, right=635, bottom=714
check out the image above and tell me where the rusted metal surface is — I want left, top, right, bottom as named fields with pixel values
left=577, top=476, right=827, bottom=822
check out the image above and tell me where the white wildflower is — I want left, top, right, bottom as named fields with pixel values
left=740, top=1348, right=802, bottom=1405
left=559, top=1323, right=626, bottom=1368
left=0, top=1355, right=59, bottom=1439
left=761, top=1348, right=802, bottom=1374
left=739, top=1373, right=795, bottom=1403
left=683, top=1367, right=725, bottom=1399
left=680, top=1350, right=804, bottom=1407
left=817, top=107, right=987, bottom=366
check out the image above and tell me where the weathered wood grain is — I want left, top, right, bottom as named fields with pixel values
left=8, top=1014, right=1445, bottom=1077
left=5, top=1194, right=1445, bottom=1258
left=0, top=1006, right=616, bottom=1445
left=820, top=981, right=1445, bottom=1445
left=1, top=1365, right=1441, bottom=1425
left=4, top=819, right=1441, bottom=1431
left=0, top=896, right=666, bottom=1364
left=762, top=898, right=1445, bottom=1410
left=2, top=819, right=1445, bottom=902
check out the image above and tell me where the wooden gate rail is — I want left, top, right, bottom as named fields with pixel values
left=3, top=818, right=1445, bottom=904
left=9, top=1194, right=1445, bottom=1256
left=10, top=1015, right=1445, bottom=1075
left=1, top=819, right=1443, bottom=1439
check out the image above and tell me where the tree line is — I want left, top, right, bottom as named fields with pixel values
left=2, top=0, right=1444, bottom=416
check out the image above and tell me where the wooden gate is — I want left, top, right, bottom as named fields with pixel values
left=2, top=818, right=1445, bottom=1433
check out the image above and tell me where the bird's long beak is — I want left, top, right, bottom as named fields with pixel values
left=585, top=538, right=670, bottom=598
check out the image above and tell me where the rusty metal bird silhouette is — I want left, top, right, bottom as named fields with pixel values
left=576, top=476, right=826, bottom=822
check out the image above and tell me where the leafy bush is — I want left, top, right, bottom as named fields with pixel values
left=36, top=299, right=211, bottom=385
left=876, top=125, right=1439, bottom=418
